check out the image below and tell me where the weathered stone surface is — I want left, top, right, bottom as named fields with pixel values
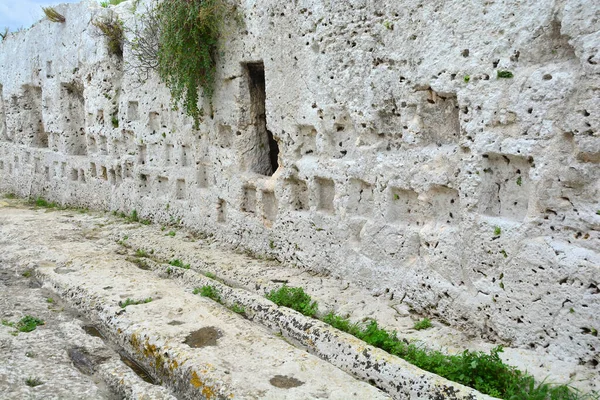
left=0, top=202, right=391, bottom=399
left=0, top=0, right=598, bottom=373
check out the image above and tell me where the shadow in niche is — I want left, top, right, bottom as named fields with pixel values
left=245, top=62, right=279, bottom=176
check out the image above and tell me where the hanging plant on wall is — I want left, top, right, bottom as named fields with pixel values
left=156, top=0, right=226, bottom=127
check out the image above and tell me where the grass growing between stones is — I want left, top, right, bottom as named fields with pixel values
left=118, top=297, right=152, bottom=308
left=194, top=285, right=221, bottom=303
left=413, top=318, right=432, bottom=330
left=266, top=285, right=318, bottom=318
left=169, top=259, right=190, bottom=269
left=30, top=197, right=57, bottom=208
left=268, top=285, right=593, bottom=399
left=2, top=316, right=45, bottom=333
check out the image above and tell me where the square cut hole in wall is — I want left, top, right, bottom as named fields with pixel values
left=139, top=174, right=149, bottom=195
left=427, top=185, right=460, bottom=224
left=128, top=101, right=139, bottom=121
left=90, top=162, right=97, bottom=178
left=109, top=169, right=117, bottom=185
left=156, top=176, right=169, bottom=196
left=387, top=187, right=422, bottom=226
left=196, top=164, right=209, bottom=188
left=123, top=161, right=133, bottom=179
left=115, top=165, right=123, bottom=185
left=217, top=198, right=226, bottom=223
left=138, top=144, right=147, bottom=165
left=165, top=144, right=174, bottom=165
left=315, top=177, right=335, bottom=213
left=70, top=168, right=78, bottom=181
left=180, top=145, right=189, bottom=166
left=347, top=179, right=374, bottom=216
left=262, top=191, right=278, bottom=222
left=244, top=61, right=279, bottom=176
left=176, top=179, right=186, bottom=200
left=242, top=186, right=257, bottom=213
left=478, top=154, right=531, bottom=221
left=148, top=111, right=160, bottom=133
left=79, top=169, right=86, bottom=183
left=100, top=166, right=108, bottom=181
left=88, top=136, right=98, bottom=153
left=296, top=125, right=317, bottom=157
left=286, top=178, right=309, bottom=211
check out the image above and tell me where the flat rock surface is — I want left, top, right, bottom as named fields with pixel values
left=0, top=199, right=389, bottom=399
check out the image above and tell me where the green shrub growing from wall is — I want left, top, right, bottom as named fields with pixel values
left=156, top=0, right=225, bottom=127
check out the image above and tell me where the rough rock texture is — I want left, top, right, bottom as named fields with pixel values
left=0, top=0, right=598, bottom=371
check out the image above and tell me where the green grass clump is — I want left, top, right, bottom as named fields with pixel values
left=4, top=316, right=45, bottom=333
left=205, top=272, right=217, bottom=280
left=194, top=285, right=221, bottom=303
left=3, top=193, right=17, bottom=199
left=169, top=259, right=190, bottom=269
left=167, top=231, right=176, bottom=237
left=119, top=297, right=152, bottom=308
left=494, top=226, right=502, bottom=236
left=156, top=0, right=227, bottom=127
left=322, top=312, right=588, bottom=399
left=135, top=248, right=149, bottom=258
left=413, top=318, right=432, bottom=331
left=31, top=197, right=57, bottom=208
left=230, top=303, right=245, bottom=314
left=25, top=376, right=44, bottom=387
left=497, top=70, right=514, bottom=79
left=266, top=285, right=318, bottom=318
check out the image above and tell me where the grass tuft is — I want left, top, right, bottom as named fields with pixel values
left=497, top=70, right=514, bottom=79
left=169, top=259, right=190, bottom=269
left=25, top=377, right=44, bottom=387
left=266, top=285, right=318, bottom=318
left=92, top=14, right=124, bottom=57
left=413, top=318, right=432, bottom=330
left=194, top=285, right=221, bottom=303
left=42, top=7, right=65, bottom=23
left=119, top=297, right=152, bottom=308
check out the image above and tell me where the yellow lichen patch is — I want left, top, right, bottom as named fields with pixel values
left=202, top=385, right=216, bottom=398
left=130, top=333, right=140, bottom=349
left=190, top=370, right=217, bottom=398
left=190, top=370, right=203, bottom=388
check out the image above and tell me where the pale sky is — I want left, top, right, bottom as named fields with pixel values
left=0, top=0, right=83, bottom=32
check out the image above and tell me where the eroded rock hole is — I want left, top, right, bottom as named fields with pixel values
left=184, top=326, right=222, bottom=348
left=269, top=375, right=304, bottom=389
left=245, top=62, right=279, bottom=176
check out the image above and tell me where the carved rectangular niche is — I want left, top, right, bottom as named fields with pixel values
left=176, top=179, right=186, bottom=200
left=387, top=187, right=423, bottom=226
left=286, top=178, right=309, bottom=211
left=315, top=177, right=335, bottom=213
left=478, top=154, right=531, bottom=221
left=242, top=186, right=257, bottom=213
left=243, top=62, right=279, bottom=176
left=347, top=179, right=374, bottom=216
left=262, top=191, right=278, bottom=222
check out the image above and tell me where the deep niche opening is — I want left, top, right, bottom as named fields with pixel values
left=246, top=62, right=279, bottom=176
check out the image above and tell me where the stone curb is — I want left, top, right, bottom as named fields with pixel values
left=159, top=264, right=495, bottom=400
left=35, top=265, right=389, bottom=400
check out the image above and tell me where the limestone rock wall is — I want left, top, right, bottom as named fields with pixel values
left=0, top=0, right=598, bottom=367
